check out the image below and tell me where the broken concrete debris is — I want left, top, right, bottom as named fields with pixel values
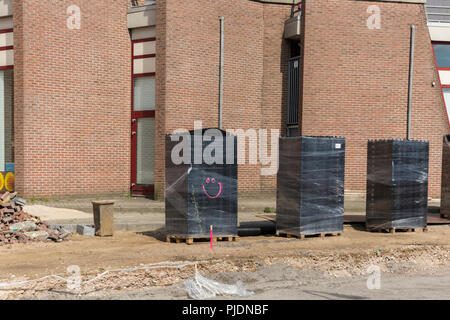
left=0, top=192, right=71, bottom=245
left=50, top=224, right=75, bottom=234
left=9, top=221, right=37, bottom=232
left=51, top=224, right=95, bottom=236
left=24, top=230, right=50, bottom=241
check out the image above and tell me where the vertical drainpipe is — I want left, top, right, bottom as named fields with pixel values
left=407, top=25, right=415, bottom=140
left=219, top=17, right=224, bottom=130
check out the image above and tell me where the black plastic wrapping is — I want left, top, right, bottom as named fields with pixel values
left=165, top=129, right=238, bottom=237
left=440, top=135, right=450, bottom=217
left=366, top=139, right=429, bottom=230
left=276, top=136, right=346, bottom=235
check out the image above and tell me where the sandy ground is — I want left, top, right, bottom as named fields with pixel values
left=24, top=205, right=92, bottom=222
left=0, top=224, right=449, bottom=300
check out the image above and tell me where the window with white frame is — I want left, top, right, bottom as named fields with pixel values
left=433, top=42, right=450, bottom=122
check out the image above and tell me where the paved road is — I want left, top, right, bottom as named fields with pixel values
left=243, top=271, right=450, bottom=300
left=29, top=265, right=450, bottom=300
left=117, top=267, right=450, bottom=300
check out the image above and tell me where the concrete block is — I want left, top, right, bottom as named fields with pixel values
left=76, top=224, right=95, bottom=236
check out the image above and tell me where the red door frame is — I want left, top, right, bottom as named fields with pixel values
left=0, top=28, right=14, bottom=194
left=131, top=38, right=156, bottom=196
left=0, top=28, right=13, bottom=68
left=432, top=41, right=450, bottom=127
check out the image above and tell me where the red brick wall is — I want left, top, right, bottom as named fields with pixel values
left=155, top=0, right=167, bottom=199
left=14, top=0, right=131, bottom=197
left=13, top=0, right=445, bottom=198
left=156, top=0, right=290, bottom=196
left=260, top=4, right=291, bottom=191
left=12, top=0, right=290, bottom=198
left=300, top=0, right=448, bottom=197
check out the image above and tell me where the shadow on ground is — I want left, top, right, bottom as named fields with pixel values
left=137, top=221, right=277, bottom=243
left=138, top=227, right=167, bottom=242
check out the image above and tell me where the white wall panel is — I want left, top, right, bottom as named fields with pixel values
left=0, top=32, right=12, bottom=47
left=134, top=57, right=155, bottom=74
left=439, top=70, right=450, bottom=85
left=134, top=41, right=155, bottom=56
left=0, top=49, right=13, bottom=67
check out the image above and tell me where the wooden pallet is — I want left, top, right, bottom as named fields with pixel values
left=258, top=214, right=450, bottom=225
left=367, top=227, right=428, bottom=233
left=276, top=231, right=342, bottom=239
left=166, top=234, right=239, bottom=245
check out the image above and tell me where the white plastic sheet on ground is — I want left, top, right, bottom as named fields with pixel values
left=184, top=270, right=254, bottom=300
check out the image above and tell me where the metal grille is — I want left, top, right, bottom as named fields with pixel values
left=426, top=0, right=450, bottom=23
left=287, top=56, right=300, bottom=125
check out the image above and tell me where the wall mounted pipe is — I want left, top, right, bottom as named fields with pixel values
left=219, top=17, right=224, bottom=130
left=407, top=25, right=415, bottom=140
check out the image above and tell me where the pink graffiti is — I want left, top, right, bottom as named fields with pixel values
left=202, top=177, right=222, bottom=199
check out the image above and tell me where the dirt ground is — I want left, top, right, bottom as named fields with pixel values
left=0, top=225, right=449, bottom=300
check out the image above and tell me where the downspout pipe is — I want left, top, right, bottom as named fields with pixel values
left=407, top=25, right=415, bottom=140
left=219, top=17, right=224, bottom=130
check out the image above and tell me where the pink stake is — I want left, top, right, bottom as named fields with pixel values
left=210, top=225, right=213, bottom=251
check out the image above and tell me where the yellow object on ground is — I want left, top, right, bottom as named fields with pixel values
left=4, top=172, right=14, bottom=192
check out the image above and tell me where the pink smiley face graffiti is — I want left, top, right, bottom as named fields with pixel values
left=202, top=177, right=222, bottom=199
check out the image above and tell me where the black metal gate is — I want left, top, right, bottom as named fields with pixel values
left=287, top=56, right=300, bottom=126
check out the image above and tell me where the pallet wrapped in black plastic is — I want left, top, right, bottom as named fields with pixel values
left=276, top=136, right=346, bottom=237
left=440, top=135, right=450, bottom=220
left=366, top=139, right=429, bottom=231
left=165, top=129, right=238, bottom=242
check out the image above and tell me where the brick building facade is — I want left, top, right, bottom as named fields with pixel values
left=300, top=0, right=449, bottom=196
left=0, top=0, right=448, bottom=199
left=13, top=0, right=131, bottom=197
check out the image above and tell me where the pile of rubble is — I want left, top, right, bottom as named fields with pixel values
left=0, top=192, right=70, bottom=245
